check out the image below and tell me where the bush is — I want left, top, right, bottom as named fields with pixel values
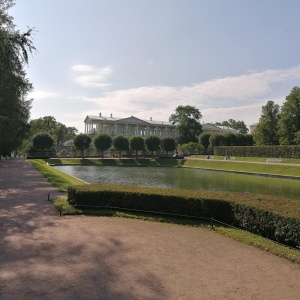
left=68, top=184, right=300, bottom=247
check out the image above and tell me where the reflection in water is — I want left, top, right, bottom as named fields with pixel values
left=54, top=166, right=300, bottom=200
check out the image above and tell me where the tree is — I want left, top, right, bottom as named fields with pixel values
left=278, top=87, right=300, bottom=145
left=199, top=133, right=211, bottom=153
left=28, top=116, right=78, bottom=145
left=0, top=1, right=36, bottom=156
left=160, top=137, right=176, bottom=156
left=209, top=133, right=225, bottom=147
left=169, top=105, right=203, bottom=144
left=94, top=133, right=112, bottom=159
left=73, top=134, right=92, bottom=159
left=32, top=132, right=54, bottom=156
left=145, top=135, right=161, bottom=156
left=223, top=133, right=237, bottom=146
left=253, top=101, right=280, bottom=145
left=130, top=136, right=145, bottom=158
left=178, top=142, right=204, bottom=154
left=294, top=131, right=300, bottom=145
left=113, top=135, right=129, bottom=158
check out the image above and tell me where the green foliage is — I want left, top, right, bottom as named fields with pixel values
left=169, top=105, right=203, bottom=144
left=0, top=1, right=36, bottom=156
left=209, top=133, right=225, bottom=147
left=279, top=87, right=300, bottom=145
left=214, top=145, right=300, bottom=158
left=27, top=116, right=78, bottom=146
left=73, top=134, right=92, bottom=158
left=67, top=184, right=300, bottom=247
left=178, top=142, right=204, bottom=154
left=129, top=136, right=145, bottom=158
left=112, top=135, right=129, bottom=157
left=93, top=133, right=112, bottom=158
left=145, top=135, right=161, bottom=155
left=199, top=133, right=211, bottom=152
left=253, top=101, right=280, bottom=145
left=32, top=132, right=54, bottom=155
left=160, top=136, right=176, bottom=155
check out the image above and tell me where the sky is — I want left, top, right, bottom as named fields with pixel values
left=9, top=0, right=300, bottom=133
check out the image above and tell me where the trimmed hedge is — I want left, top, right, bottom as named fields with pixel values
left=214, top=145, right=300, bottom=158
left=68, top=184, right=300, bottom=247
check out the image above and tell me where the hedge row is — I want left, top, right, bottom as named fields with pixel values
left=214, top=145, right=300, bottom=158
left=68, top=184, right=300, bottom=247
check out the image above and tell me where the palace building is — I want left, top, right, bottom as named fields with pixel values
left=84, top=113, right=178, bottom=138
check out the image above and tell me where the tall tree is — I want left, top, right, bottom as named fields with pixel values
left=253, top=100, right=280, bottom=145
left=278, top=87, right=300, bottom=145
left=169, top=105, right=203, bottom=144
left=0, top=0, right=36, bottom=155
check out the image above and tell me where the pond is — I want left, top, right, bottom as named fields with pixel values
left=54, top=165, right=300, bottom=200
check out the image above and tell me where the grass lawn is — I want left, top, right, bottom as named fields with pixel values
left=30, top=158, right=300, bottom=265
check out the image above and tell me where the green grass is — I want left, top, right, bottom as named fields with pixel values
left=185, top=157, right=300, bottom=177
left=29, top=159, right=86, bottom=190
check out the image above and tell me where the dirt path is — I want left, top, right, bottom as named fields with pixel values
left=1, top=158, right=300, bottom=299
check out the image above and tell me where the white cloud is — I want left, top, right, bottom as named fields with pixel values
left=81, top=64, right=300, bottom=110
left=28, top=90, right=60, bottom=99
left=71, top=64, right=114, bottom=88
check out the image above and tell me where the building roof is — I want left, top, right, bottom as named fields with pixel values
left=84, top=114, right=175, bottom=127
left=202, top=123, right=237, bottom=133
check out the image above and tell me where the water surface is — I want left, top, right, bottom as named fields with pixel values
left=54, top=165, right=300, bottom=200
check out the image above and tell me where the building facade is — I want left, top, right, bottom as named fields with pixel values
left=84, top=113, right=178, bottom=138
left=202, top=123, right=238, bottom=134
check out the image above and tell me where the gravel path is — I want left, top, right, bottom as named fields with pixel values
left=1, top=158, right=300, bottom=299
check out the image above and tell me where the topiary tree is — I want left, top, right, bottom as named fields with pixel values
left=130, top=136, right=145, bottom=158
left=209, top=133, right=225, bottom=147
left=113, top=135, right=129, bottom=158
left=32, top=132, right=54, bottom=156
left=73, top=134, right=92, bottom=159
left=145, top=135, right=161, bottom=156
left=199, top=133, right=211, bottom=153
left=160, top=136, right=176, bottom=156
left=94, top=133, right=112, bottom=159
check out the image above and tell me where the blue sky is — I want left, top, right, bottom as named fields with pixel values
left=10, top=0, right=300, bottom=133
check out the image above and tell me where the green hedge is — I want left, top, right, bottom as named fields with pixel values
left=214, top=145, right=300, bottom=158
left=68, top=184, right=300, bottom=247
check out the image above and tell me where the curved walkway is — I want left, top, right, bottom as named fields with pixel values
left=1, top=158, right=300, bottom=299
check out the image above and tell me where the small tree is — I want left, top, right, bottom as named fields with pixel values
left=94, top=133, right=112, bottom=159
left=199, top=133, right=211, bottom=153
left=32, top=132, right=54, bottom=156
left=145, top=135, right=161, bottom=156
left=73, top=134, right=92, bottom=159
left=160, top=136, right=176, bottom=156
left=113, top=135, right=129, bottom=158
left=130, top=136, right=145, bottom=158
left=209, top=134, right=225, bottom=147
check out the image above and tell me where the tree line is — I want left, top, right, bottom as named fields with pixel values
left=253, top=86, right=300, bottom=145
